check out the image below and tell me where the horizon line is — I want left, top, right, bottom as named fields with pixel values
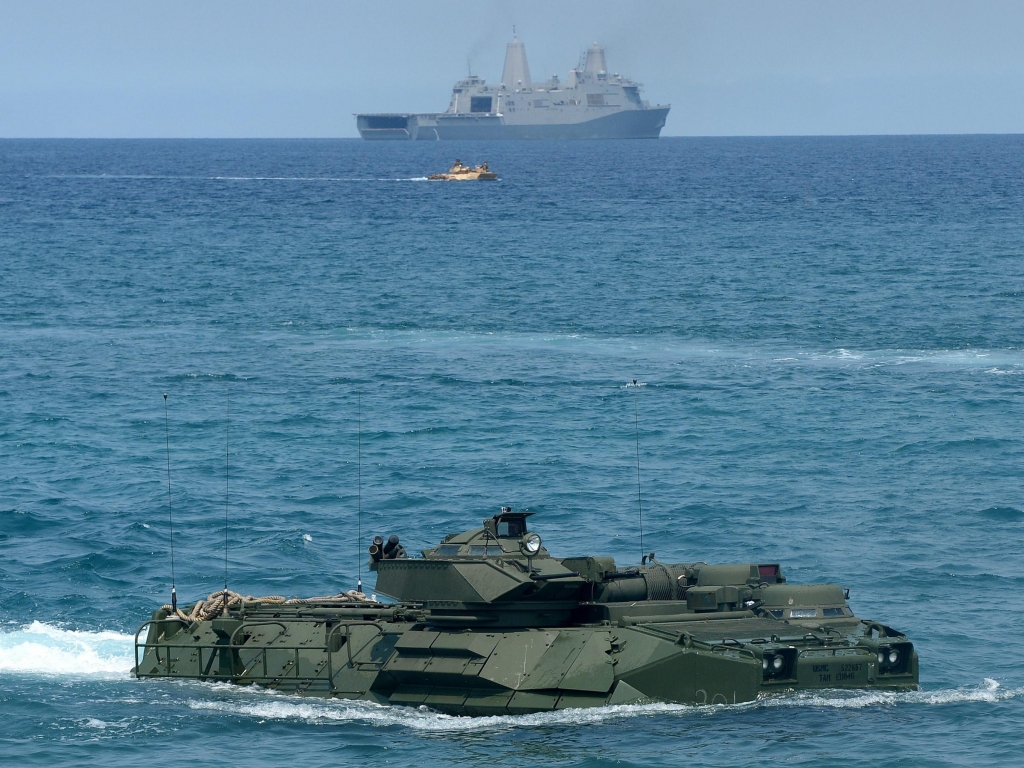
left=2, top=132, right=1023, bottom=141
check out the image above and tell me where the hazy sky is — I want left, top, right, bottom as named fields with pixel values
left=2, top=0, right=1023, bottom=137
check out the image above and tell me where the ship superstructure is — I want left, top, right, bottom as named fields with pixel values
left=356, top=37, right=670, bottom=140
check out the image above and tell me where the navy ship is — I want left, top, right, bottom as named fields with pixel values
left=356, top=36, right=670, bottom=140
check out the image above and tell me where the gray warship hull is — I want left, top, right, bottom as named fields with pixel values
left=356, top=38, right=670, bottom=141
left=357, top=107, right=669, bottom=140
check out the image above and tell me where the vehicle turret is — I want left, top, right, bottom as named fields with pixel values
left=367, top=508, right=857, bottom=629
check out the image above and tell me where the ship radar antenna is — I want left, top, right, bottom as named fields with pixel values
left=163, top=393, right=177, bottom=612
left=627, top=379, right=645, bottom=563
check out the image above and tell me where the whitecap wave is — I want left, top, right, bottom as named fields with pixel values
left=814, top=347, right=1024, bottom=370
left=0, top=621, right=135, bottom=678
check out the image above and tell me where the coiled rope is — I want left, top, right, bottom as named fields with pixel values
left=162, top=589, right=371, bottom=623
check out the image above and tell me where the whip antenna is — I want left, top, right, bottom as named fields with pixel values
left=163, top=394, right=177, bottom=612
left=223, top=392, right=230, bottom=607
left=628, top=379, right=645, bottom=562
left=357, top=391, right=362, bottom=594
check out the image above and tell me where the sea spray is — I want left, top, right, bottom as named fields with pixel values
left=0, top=621, right=135, bottom=678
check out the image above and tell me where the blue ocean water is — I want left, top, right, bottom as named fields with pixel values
left=1, top=136, right=1023, bottom=766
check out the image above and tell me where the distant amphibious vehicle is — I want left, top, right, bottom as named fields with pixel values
left=355, top=36, right=670, bottom=140
left=428, top=160, right=498, bottom=181
left=135, top=508, right=918, bottom=714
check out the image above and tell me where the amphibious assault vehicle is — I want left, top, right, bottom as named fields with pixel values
left=428, top=160, right=498, bottom=181
left=135, top=509, right=918, bottom=714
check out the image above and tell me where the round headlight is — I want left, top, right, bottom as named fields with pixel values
left=888, top=649, right=899, bottom=665
left=520, top=533, right=542, bottom=556
left=772, top=655, right=784, bottom=671
left=877, top=651, right=885, bottom=664
left=762, top=657, right=769, bottom=670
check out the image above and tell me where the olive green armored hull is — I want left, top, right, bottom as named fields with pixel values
left=135, top=511, right=918, bottom=714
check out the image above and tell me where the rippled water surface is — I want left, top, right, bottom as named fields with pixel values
left=2, top=137, right=1023, bottom=766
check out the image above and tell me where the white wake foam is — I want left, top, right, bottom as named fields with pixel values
left=759, top=678, right=1019, bottom=709
left=0, top=621, right=135, bottom=678
left=189, top=695, right=687, bottom=732
left=187, top=679, right=1020, bottom=731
